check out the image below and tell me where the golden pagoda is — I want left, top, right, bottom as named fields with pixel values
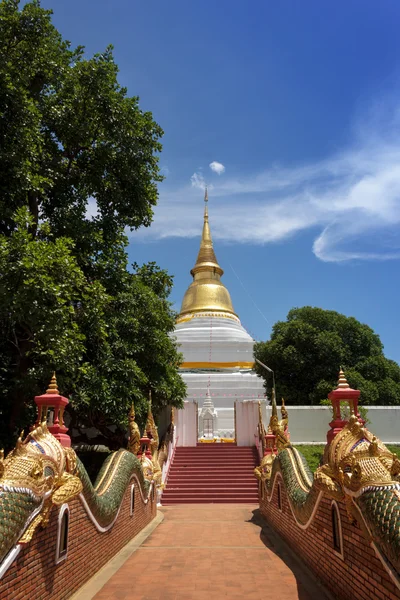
left=179, top=189, right=236, bottom=319
left=173, top=190, right=265, bottom=441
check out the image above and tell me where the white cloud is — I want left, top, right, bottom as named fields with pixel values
left=133, top=96, right=400, bottom=263
left=209, top=161, right=225, bottom=175
left=190, top=171, right=206, bottom=190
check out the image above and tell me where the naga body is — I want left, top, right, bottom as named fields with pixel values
left=0, top=422, right=150, bottom=566
left=260, top=416, right=400, bottom=575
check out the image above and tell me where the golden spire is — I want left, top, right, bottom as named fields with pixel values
left=178, top=190, right=236, bottom=318
left=337, top=368, right=350, bottom=390
left=46, top=372, right=59, bottom=395
left=191, top=187, right=222, bottom=277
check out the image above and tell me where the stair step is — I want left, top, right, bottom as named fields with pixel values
left=162, top=500, right=258, bottom=505
left=169, top=468, right=254, bottom=472
left=173, top=464, right=256, bottom=467
left=161, top=445, right=258, bottom=505
left=166, top=483, right=258, bottom=488
left=163, top=488, right=258, bottom=499
left=177, top=447, right=254, bottom=451
left=175, top=446, right=254, bottom=454
left=167, top=477, right=256, bottom=482
left=175, top=451, right=254, bottom=458
left=162, top=500, right=258, bottom=504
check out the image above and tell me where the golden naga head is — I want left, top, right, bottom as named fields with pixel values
left=0, top=422, right=83, bottom=560
left=254, top=453, right=276, bottom=482
left=0, top=423, right=67, bottom=499
left=315, top=416, right=400, bottom=499
left=0, top=423, right=82, bottom=508
left=139, top=453, right=154, bottom=482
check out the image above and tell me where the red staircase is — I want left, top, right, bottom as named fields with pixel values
left=161, top=444, right=259, bottom=505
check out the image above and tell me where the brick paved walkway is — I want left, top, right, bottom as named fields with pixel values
left=93, top=505, right=329, bottom=600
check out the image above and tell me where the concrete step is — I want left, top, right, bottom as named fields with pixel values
left=162, top=490, right=259, bottom=496
left=177, top=447, right=254, bottom=451
left=167, top=476, right=256, bottom=482
left=162, top=499, right=258, bottom=505
left=162, top=445, right=259, bottom=505
left=169, top=467, right=254, bottom=472
left=166, top=481, right=258, bottom=487
left=172, top=461, right=255, bottom=466
left=161, top=500, right=259, bottom=504
left=165, top=486, right=258, bottom=492
left=177, top=446, right=254, bottom=450
left=174, top=452, right=256, bottom=457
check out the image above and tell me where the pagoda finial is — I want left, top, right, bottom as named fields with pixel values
left=46, top=372, right=59, bottom=395
left=177, top=190, right=236, bottom=318
left=190, top=188, right=222, bottom=276
left=337, top=368, right=350, bottom=390
left=204, top=187, right=209, bottom=219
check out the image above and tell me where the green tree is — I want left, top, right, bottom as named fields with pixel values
left=0, top=209, right=107, bottom=448
left=0, top=1, right=185, bottom=449
left=69, top=255, right=186, bottom=448
left=254, top=306, right=400, bottom=406
left=0, top=0, right=162, bottom=255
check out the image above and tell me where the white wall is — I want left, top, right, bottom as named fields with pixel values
left=175, top=401, right=198, bottom=446
left=172, top=403, right=400, bottom=446
left=268, top=406, right=400, bottom=445
left=235, top=401, right=259, bottom=446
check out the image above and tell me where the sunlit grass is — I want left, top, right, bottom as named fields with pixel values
left=293, top=443, right=400, bottom=473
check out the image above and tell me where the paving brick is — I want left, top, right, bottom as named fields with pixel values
left=93, top=504, right=329, bottom=600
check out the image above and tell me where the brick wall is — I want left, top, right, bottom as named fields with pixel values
left=260, top=479, right=400, bottom=600
left=0, top=481, right=157, bottom=600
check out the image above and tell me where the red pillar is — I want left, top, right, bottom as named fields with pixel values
left=264, top=429, right=277, bottom=457
left=327, top=369, right=363, bottom=444
left=34, top=373, right=71, bottom=447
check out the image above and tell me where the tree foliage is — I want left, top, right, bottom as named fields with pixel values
left=254, top=306, right=400, bottom=406
left=0, top=1, right=185, bottom=449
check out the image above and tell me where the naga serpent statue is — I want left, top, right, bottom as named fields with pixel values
left=128, top=393, right=164, bottom=488
left=256, top=397, right=400, bottom=578
left=0, top=420, right=152, bottom=568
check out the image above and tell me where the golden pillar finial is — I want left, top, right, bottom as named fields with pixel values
left=46, top=372, right=59, bottom=395
left=128, top=400, right=140, bottom=455
left=337, top=368, right=350, bottom=389
left=204, top=186, right=208, bottom=202
left=129, top=401, right=135, bottom=421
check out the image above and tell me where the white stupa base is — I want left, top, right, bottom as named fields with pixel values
left=173, top=311, right=268, bottom=445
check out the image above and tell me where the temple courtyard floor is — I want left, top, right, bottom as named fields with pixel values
left=73, top=505, right=331, bottom=600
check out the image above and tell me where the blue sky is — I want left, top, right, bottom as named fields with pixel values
left=44, top=0, right=400, bottom=361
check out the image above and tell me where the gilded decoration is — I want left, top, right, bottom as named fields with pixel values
left=254, top=394, right=290, bottom=485
left=178, top=191, right=237, bottom=318
left=260, top=370, right=400, bottom=578
left=314, top=415, right=400, bottom=504
left=0, top=379, right=156, bottom=571
left=145, top=392, right=162, bottom=486
left=0, top=422, right=83, bottom=562
left=128, top=401, right=141, bottom=455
